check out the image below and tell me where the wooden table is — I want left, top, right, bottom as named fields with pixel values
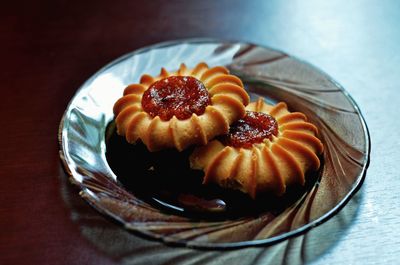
left=2, top=0, right=399, bottom=264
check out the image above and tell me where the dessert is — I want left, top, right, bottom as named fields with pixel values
left=113, top=63, right=250, bottom=152
left=189, top=98, right=324, bottom=199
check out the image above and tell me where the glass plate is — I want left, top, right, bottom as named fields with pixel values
left=59, top=39, right=370, bottom=249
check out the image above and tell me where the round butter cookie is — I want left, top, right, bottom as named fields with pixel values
left=113, top=62, right=250, bottom=152
left=190, top=98, right=324, bottom=198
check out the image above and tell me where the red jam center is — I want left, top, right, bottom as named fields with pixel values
left=141, top=76, right=211, bottom=121
left=222, top=111, right=278, bottom=148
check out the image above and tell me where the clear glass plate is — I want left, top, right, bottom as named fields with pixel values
left=59, top=39, right=370, bottom=249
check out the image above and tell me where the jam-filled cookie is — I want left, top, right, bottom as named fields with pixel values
left=113, top=63, right=250, bottom=152
left=189, top=98, right=324, bottom=198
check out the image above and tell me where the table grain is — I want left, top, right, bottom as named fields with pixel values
left=1, top=0, right=399, bottom=264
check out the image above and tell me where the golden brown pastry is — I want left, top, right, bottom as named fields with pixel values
left=189, top=98, right=324, bottom=198
left=113, top=62, right=250, bottom=152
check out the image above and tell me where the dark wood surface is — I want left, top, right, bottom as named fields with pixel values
left=2, top=1, right=399, bottom=264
